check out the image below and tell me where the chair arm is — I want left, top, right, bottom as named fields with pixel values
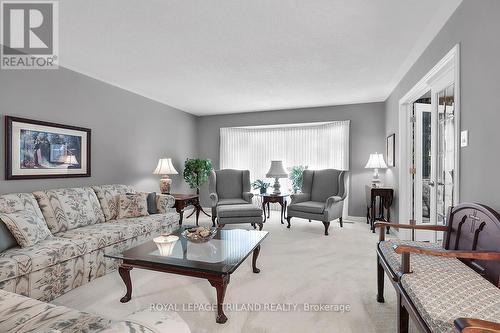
left=375, top=222, right=449, bottom=241
left=325, top=196, right=343, bottom=208
left=242, top=192, right=254, bottom=203
left=290, top=193, right=310, bottom=204
left=394, top=245, right=500, bottom=261
left=455, top=318, right=500, bottom=333
left=209, top=192, right=219, bottom=207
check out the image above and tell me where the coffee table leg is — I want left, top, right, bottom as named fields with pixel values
left=252, top=245, right=261, bottom=273
left=208, top=275, right=230, bottom=324
left=118, top=264, right=133, bottom=303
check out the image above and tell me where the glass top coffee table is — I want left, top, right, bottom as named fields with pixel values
left=105, top=226, right=268, bottom=324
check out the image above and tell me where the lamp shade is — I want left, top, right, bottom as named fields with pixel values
left=266, top=160, right=288, bottom=178
left=153, top=158, right=179, bottom=175
left=365, top=153, right=388, bottom=169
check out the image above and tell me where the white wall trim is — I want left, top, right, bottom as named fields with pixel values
left=398, top=44, right=460, bottom=240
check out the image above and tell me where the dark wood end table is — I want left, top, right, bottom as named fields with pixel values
left=173, top=194, right=202, bottom=226
left=365, top=186, right=394, bottom=233
left=259, top=193, right=289, bottom=224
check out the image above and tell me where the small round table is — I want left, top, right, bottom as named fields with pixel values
left=257, top=193, right=289, bottom=224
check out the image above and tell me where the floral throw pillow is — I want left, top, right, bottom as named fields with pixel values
left=0, top=210, right=52, bottom=247
left=117, top=193, right=150, bottom=219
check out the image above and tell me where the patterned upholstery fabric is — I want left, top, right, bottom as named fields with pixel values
left=0, top=237, right=87, bottom=283
left=377, top=239, right=465, bottom=274
left=117, top=193, right=149, bottom=219
left=92, top=185, right=136, bottom=221
left=0, top=289, right=111, bottom=333
left=34, top=187, right=105, bottom=234
left=0, top=193, right=45, bottom=217
left=156, top=193, right=176, bottom=214
left=0, top=213, right=178, bottom=302
left=0, top=210, right=52, bottom=247
left=401, top=264, right=500, bottom=333
left=100, top=308, right=191, bottom=333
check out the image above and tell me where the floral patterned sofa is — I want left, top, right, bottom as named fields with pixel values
left=0, top=288, right=190, bottom=332
left=0, top=185, right=179, bottom=302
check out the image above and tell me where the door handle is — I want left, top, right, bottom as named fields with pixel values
left=429, top=181, right=435, bottom=187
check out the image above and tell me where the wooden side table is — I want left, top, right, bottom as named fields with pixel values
left=366, top=186, right=394, bottom=233
left=259, top=193, right=289, bottom=224
left=173, top=194, right=202, bottom=226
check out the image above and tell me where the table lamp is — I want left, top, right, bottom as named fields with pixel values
left=266, top=160, right=288, bottom=195
left=365, top=152, right=387, bottom=187
left=153, top=158, right=179, bottom=194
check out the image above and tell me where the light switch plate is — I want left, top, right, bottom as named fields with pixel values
left=460, top=130, right=468, bottom=147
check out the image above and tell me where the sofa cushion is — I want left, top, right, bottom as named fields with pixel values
left=217, top=204, right=262, bottom=218
left=57, top=224, right=130, bottom=251
left=0, top=237, right=87, bottom=283
left=378, top=239, right=465, bottom=274
left=57, top=214, right=168, bottom=251
left=34, top=187, right=105, bottom=234
left=100, top=308, right=191, bottom=333
left=401, top=263, right=500, bottom=333
left=117, top=193, right=149, bottom=219
left=0, top=210, right=52, bottom=248
left=0, top=193, right=45, bottom=216
left=0, top=220, right=18, bottom=252
left=310, top=169, right=340, bottom=202
left=92, top=184, right=136, bottom=221
left=288, top=201, right=325, bottom=214
left=0, top=289, right=111, bottom=333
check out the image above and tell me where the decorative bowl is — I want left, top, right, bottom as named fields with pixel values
left=181, top=227, right=217, bottom=243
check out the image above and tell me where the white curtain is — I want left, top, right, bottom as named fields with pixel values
left=220, top=121, right=350, bottom=193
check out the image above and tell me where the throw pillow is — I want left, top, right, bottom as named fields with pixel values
left=146, top=192, right=157, bottom=214
left=117, top=193, right=150, bottom=219
left=0, top=220, right=18, bottom=251
left=0, top=210, right=52, bottom=248
left=156, top=194, right=175, bottom=214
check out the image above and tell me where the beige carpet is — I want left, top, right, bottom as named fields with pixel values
left=53, top=212, right=404, bottom=333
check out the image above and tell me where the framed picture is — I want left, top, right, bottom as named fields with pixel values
left=386, top=133, right=395, bottom=167
left=5, top=116, right=91, bottom=180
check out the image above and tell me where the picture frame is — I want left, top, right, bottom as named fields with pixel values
left=5, top=116, right=91, bottom=180
left=386, top=133, right=395, bottom=167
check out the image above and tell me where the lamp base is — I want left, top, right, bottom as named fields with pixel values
left=272, top=178, right=281, bottom=195
left=371, top=168, right=382, bottom=188
left=159, top=176, right=172, bottom=194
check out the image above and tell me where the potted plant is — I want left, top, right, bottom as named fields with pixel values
left=289, top=165, right=308, bottom=193
left=183, top=158, right=213, bottom=195
left=251, top=179, right=271, bottom=194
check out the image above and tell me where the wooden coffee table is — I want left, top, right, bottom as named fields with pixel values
left=105, top=227, right=268, bottom=324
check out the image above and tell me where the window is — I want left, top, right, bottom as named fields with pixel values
left=219, top=121, right=350, bottom=190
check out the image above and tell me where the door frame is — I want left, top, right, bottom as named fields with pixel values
left=398, top=44, right=460, bottom=240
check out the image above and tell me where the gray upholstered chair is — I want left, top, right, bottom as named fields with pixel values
left=209, top=169, right=264, bottom=229
left=286, top=169, right=347, bottom=235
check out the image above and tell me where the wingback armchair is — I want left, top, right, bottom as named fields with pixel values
left=286, top=169, right=347, bottom=235
left=209, top=169, right=261, bottom=227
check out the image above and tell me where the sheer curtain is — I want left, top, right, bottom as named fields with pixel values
left=220, top=121, right=350, bottom=193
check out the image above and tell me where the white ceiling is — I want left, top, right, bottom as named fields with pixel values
left=60, top=0, right=462, bottom=116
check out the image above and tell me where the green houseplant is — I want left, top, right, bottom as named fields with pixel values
left=183, top=158, right=213, bottom=195
left=251, top=179, right=271, bottom=194
left=289, top=165, right=308, bottom=193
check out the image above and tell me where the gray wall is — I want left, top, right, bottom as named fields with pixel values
left=0, top=68, right=197, bottom=194
left=385, top=0, right=500, bottom=221
left=197, top=103, right=386, bottom=217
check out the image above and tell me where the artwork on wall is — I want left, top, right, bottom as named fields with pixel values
left=386, top=133, right=395, bottom=167
left=5, top=116, right=91, bottom=180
